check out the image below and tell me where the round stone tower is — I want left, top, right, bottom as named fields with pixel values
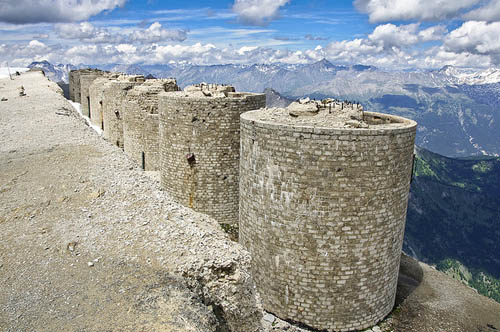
left=123, top=79, right=180, bottom=171
left=239, top=100, right=417, bottom=331
left=158, top=84, right=266, bottom=225
left=89, top=73, right=120, bottom=129
left=79, top=69, right=107, bottom=118
left=101, top=75, right=145, bottom=148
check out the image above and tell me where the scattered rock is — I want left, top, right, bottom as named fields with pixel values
left=87, top=189, right=105, bottom=200
left=67, top=241, right=78, bottom=253
left=1, top=97, right=7, bottom=101
left=263, top=313, right=276, bottom=323
left=87, top=261, right=94, bottom=267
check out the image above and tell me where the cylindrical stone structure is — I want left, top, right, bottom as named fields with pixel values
left=79, top=69, right=107, bottom=118
left=89, top=73, right=120, bottom=129
left=69, top=69, right=82, bottom=103
left=102, top=75, right=145, bottom=148
left=158, top=84, right=266, bottom=225
left=239, top=101, right=417, bottom=331
left=123, top=79, right=180, bottom=170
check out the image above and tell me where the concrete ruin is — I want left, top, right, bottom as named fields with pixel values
left=123, top=79, right=180, bottom=170
left=158, top=84, right=266, bottom=225
left=239, top=99, right=417, bottom=331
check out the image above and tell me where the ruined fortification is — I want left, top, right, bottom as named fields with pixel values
left=88, top=73, right=120, bottom=129
left=123, top=79, right=180, bottom=170
left=79, top=69, right=107, bottom=118
left=67, top=73, right=419, bottom=331
left=69, top=70, right=81, bottom=103
left=101, top=75, right=145, bottom=148
left=158, top=84, right=266, bottom=225
left=239, top=100, right=417, bottom=331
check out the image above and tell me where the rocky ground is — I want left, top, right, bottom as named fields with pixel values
left=1, top=71, right=499, bottom=332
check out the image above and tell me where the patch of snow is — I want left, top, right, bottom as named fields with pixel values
left=0, top=67, right=29, bottom=79
left=68, top=100, right=103, bottom=136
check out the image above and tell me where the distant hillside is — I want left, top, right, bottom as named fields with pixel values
left=405, top=146, right=500, bottom=301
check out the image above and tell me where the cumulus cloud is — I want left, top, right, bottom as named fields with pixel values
left=55, top=22, right=187, bottom=44
left=444, top=21, right=500, bottom=55
left=0, top=0, right=126, bottom=24
left=463, top=0, right=500, bottom=21
left=232, top=0, right=290, bottom=26
left=368, top=23, right=420, bottom=49
left=130, top=22, right=187, bottom=43
left=55, top=22, right=119, bottom=43
left=354, top=0, right=480, bottom=22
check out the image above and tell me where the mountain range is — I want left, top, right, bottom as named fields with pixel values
left=29, top=59, right=500, bottom=158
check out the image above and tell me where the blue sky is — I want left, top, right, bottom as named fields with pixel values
left=1, top=0, right=500, bottom=69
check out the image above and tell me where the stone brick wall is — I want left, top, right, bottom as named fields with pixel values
left=158, top=86, right=266, bottom=225
left=123, top=79, right=180, bottom=170
left=79, top=70, right=107, bottom=118
left=88, top=74, right=120, bottom=129
left=102, top=75, right=145, bottom=148
left=69, top=70, right=82, bottom=103
left=239, top=108, right=417, bottom=331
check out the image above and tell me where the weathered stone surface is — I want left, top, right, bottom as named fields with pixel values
left=79, top=69, right=107, bottom=118
left=101, top=75, right=144, bottom=148
left=68, top=69, right=81, bottom=102
left=88, top=74, right=120, bottom=129
left=123, top=79, right=180, bottom=170
left=239, top=105, right=417, bottom=331
left=158, top=85, right=266, bottom=225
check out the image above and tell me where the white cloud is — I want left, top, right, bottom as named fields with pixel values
left=354, top=0, right=480, bottom=22
left=444, top=21, right=500, bottom=55
left=55, top=22, right=120, bottom=44
left=463, top=0, right=500, bottom=21
left=368, top=24, right=420, bottom=49
left=55, top=22, right=187, bottom=44
left=232, top=0, right=290, bottom=26
left=0, top=0, right=126, bottom=24
left=130, top=22, right=187, bottom=43
left=418, top=25, right=447, bottom=41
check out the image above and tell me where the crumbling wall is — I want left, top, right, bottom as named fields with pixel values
left=89, top=74, right=120, bottom=129
left=123, top=79, right=180, bottom=170
left=79, top=69, right=107, bottom=118
left=102, top=75, right=145, bottom=148
left=158, top=84, right=266, bottom=225
left=239, top=102, right=417, bottom=331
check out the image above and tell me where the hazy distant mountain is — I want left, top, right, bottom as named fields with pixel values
left=32, top=59, right=500, bottom=157
left=264, top=88, right=294, bottom=108
left=406, top=146, right=500, bottom=302
left=28, top=60, right=76, bottom=83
